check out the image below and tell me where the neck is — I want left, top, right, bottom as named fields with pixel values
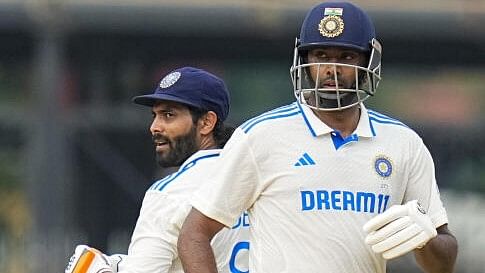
left=312, top=105, right=361, bottom=138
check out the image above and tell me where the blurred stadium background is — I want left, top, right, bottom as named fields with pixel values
left=0, top=0, right=484, bottom=272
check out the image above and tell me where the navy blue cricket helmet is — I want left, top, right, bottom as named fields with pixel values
left=290, top=1, right=382, bottom=111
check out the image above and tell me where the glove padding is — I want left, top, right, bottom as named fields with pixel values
left=107, top=254, right=126, bottom=272
left=363, top=200, right=437, bottom=260
left=65, top=245, right=113, bottom=273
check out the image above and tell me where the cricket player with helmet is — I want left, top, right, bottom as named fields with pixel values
left=177, top=2, right=457, bottom=273
left=65, top=67, right=249, bottom=273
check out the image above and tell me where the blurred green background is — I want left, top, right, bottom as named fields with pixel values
left=0, top=0, right=484, bottom=272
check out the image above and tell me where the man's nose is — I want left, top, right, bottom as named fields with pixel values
left=150, top=118, right=164, bottom=135
left=321, top=63, right=340, bottom=77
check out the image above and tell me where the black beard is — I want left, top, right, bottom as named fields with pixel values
left=305, top=73, right=361, bottom=109
left=154, top=126, right=199, bottom=168
left=315, top=92, right=359, bottom=109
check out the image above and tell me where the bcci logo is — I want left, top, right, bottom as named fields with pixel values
left=374, top=155, right=393, bottom=178
left=318, top=15, right=344, bottom=38
left=160, top=71, right=181, bottom=88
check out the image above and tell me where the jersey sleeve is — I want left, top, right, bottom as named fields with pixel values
left=403, top=138, right=448, bottom=228
left=119, top=191, right=184, bottom=273
left=191, top=128, right=262, bottom=227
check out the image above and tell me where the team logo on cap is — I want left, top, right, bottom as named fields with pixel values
left=319, top=15, right=344, bottom=38
left=159, top=71, right=181, bottom=89
left=319, top=8, right=344, bottom=38
left=374, top=155, right=393, bottom=178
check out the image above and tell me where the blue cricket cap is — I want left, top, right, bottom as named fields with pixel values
left=132, top=67, right=230, bottom=121
left=299, top=1, right=376, bottom=52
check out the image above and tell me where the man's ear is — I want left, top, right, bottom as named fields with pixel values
left=198, top=111, right=218, bottom=136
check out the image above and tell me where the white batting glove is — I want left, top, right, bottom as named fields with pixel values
left=65, top=245, right=113, bottom=273
left=363, top=200, right=437, bottom=260
left=107, top=254, right=127, bottom=272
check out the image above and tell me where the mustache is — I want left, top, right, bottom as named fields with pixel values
left=152, top=133, right=170, bottom=143
left=317, top=76, right=343, bottom=84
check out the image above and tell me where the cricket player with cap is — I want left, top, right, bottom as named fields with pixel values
left=177, top=2, right=457, bottom=273
left=65, top=67, right=249, bottom=273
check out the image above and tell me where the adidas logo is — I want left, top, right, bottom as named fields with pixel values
left=294, top=152, right=316, bottom=166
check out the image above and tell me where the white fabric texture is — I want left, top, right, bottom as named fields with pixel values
left=121, top=149, right=249, bottom=273
left=192, top=102, right=448, bottom=273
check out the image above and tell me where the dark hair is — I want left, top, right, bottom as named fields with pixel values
left=188, top=106, right=235, bottom=148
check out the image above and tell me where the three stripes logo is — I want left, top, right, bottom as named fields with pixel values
left=294, top=152, right=316, bottom=167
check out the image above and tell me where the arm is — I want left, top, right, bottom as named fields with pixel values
left=404, top=139, right=457, bottom=272
left=178, top=129, right=259, bottom=272
left=119, top=193, right=180, bottom=273
left=414, top=224, right=457, bottom=273
left=178, top=208, right=225, bottom=273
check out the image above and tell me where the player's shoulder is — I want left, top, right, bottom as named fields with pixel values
left=366, top=108, right=421, bottom=140
left=238, top=102, right=302, bottom=135
left=147, top=149, right=222, bottom=193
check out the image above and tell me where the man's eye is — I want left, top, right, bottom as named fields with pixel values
left=316, top=52, right=327, bottom=59
left=342, top=53, right=355, bottom=60
left=342, top=52, right=362, bottom=63
left=164, top=112, right=174, bottom=118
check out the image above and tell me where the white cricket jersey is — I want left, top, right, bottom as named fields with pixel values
left=192, top=102, right=448, bottom=273
left=119, top=149, right=249, bottom=273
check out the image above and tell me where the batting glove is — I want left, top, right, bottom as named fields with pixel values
left=107, top=254, right=127, bottom=272
left=65, top=245, right=113, bottom=273
left=363, top=200, right=437, bottom=260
